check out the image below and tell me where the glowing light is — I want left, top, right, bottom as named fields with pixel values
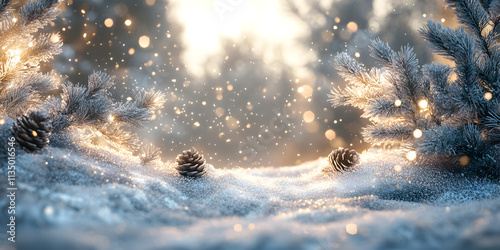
left=128, top=48, right=135, bottom=55
left=394, top=99, right=402, bottom=107
left=0, top=119, right=4, bottom=125
left=215, top=107, right=225, bottom=117
left=298, top=85, right=313, bottom=98
left=325, top=129, right=336, bottom=140
left=234, top=224, right=242, bottom=232
left=303, top=111, right=315, bottom=123
left=485, top=92, right=493, bottom=101
left=459, top=156, right=470, bottom=166
left=104, top=18, right=114, bottom=28
left=355, top=52, right=360, bottom=58
left=83, top=33, right=87, bottom=38
left=406, top=151, right=417, bottom=161
left=108, top=115, right=114, bottom=122
left=12, top=17, right=17, bottom=23
left=394, top=165, right=402, bottom=172
left=32, top=131, right=38, bottom=137
left=28, top=42, right=33, bottom=47
left=138, top=36, right=150, bottom=48
left=346, top=223, right=357, bottom=235
left=413, top=129, right=422, bottom=138
left=419, top=100, right=428, bottom=109
left=96, top=131, right=103, bottom=137
left=346, top=22, right=358, bottom=33
left=50, top=34, right=60, bottom=43
left=194, top=121, right=200, bottom=127
left=441, top=18, right=445, bottom=22
left=248, top=223, right=255, bottom=230
left=124, top=19, right=132, bottom=26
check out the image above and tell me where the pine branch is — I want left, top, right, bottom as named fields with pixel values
left=369, top=38, right=394, bottom=65
left=363, top=97, right=414, bottom=121
left=445, top=0, right=493, bottom=57
left=0, top=0, right=13, bottom=18
left=18, top=0, right=60, bottom=33
left=362, top=123, right=414, bottom=145
left=139, top=143, right=162, bottom=164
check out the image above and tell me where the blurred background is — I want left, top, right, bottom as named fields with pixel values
left=39, top=0, right=454, bottom=167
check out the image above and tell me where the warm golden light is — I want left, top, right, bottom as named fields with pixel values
left=406, top=151, right=417, bottom=161
left=124, top=19, right=132, bottom=26
left=346, top=22, right=358, bottom=33
left=418, top=100, right=428, bottom=109
left=325, top=129, right=336, bottom=140
left=138, top=36, right=150, bottom=48
left=485, top=92, right=493, bottom=101
left=394, top=99, right=402, bottom=107
left=303, top=111, right=315, bottom=123
left=459, top=156, right=470, bottom=166
left=32, top=131, right=38, bottom=137
left=394, top=165, right=402, bottom=172
left=346, top=223, right=357, bottom=235
left=413, top=129, right=422, bottom=138
left=104, top=18, right=114, bottom=28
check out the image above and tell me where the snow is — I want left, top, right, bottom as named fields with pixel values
left=1, top=122, right=499, bottom=249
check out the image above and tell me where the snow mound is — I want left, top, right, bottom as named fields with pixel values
left=0, top=122, right=499, bottom=249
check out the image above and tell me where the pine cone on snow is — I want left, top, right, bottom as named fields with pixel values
left=324, top=148, right=359, bottom=174
left=176, top=148, right=209, bottom=178
left=11, top=110, right=52, bottom=151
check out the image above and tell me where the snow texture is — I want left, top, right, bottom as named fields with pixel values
left=0, top=120, right=499, bottom=250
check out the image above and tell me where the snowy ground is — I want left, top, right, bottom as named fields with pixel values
left=0, top=120, right=499, bottom=249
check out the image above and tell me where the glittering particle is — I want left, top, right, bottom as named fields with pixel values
left=347, top=22, right=358, bottom=33
left=50, top=34, right=60, bottom=43
left=346, top=223, right=357, bottom=235
left=138, top=36, right=150, bottom=48
left=485, top=92, right=493, bottom=101
left=406, top=151, right=417, bottom=161
left=394, top=165, right=402, bottom=172
left=459, top=156, right=470, bottom=166
left=413, top=129, right=422, bottom=138
left=394, top=99, right=402, bottom=107
left=325, top=129, right=336, bottom=140
left=44, top=206, right=54, bottom=215
left=298, top=85, right=313, bottom=98
left=418, top=99, right=428, bottom=109
left=124, top=19, right=132, bottom=26
left=355, top=52, right=360, bottom=58
left=303, top=111, right=315, bottom=123
left=104, top=18, right=114, bottom=28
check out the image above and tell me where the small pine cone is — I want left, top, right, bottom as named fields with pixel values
left=176, top=148, right=208, bottom=178
left=324, top=148, right=359, bottom=173
left=11, top=111, right=52, bottom=151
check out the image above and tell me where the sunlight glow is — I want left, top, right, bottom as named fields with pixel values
left=168, top=0, right=332, bottom=79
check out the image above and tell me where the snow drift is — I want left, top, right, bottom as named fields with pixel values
left=0, top=120, right=499, bottom=250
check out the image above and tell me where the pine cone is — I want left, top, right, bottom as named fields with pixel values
left=11, top=111, right=52, bottom=151
left=176, top=148, right=208, bottom=178
left=324, top=148, right=359, bottom=173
